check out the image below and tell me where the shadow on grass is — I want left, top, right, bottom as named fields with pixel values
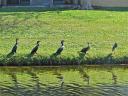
left=93, top=6, right=128, bottom=12
left=0, top=7, right=70, bottom=12
left=0, top=6, right=128, bottom=12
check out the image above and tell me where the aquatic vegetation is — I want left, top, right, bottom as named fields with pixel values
left=0, top=55, right=127, bottom=66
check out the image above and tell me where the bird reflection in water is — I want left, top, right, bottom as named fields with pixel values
left=53, top=70, right=64, bottom=88
left=27, top=70, right=42, bottom=95
left=111, top=72, right=117, bottom=84
left=78, top=67, right=90, bottom=85
left=9, top=72, right=21, bottom=95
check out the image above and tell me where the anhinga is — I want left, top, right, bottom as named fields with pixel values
left=30, top=41, right=40, bottom=56
left=54, top=70, right=64, bottom=87
left=111, top=72, right=117, bottom=84
left=78, top=67, right=90, bottom=85
left=7, top=38, right=19, bottom=57
left=80, top=42, right=90, bottom=54
left=53, top=40, right=65, bottom=56
left=112, top=42, right=118, bottom=52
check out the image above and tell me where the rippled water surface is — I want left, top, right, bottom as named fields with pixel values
left=0, top=66, right=128, bottom=96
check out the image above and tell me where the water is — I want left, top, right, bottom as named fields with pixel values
left=0, top=66, right=128, bottom=96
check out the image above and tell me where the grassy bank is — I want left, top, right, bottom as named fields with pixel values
left=0, top=7, right=128, bottom=65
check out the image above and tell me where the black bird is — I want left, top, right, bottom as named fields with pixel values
left=80, top=42, right=90, bottom=54
left=30, top=41, right=40, bottom=56
left=11, top=38, right=19, bottom=53
left=53, top=40, right=65, bottom=56
left=112, top=42, right=118, bottom=52
left=7, top=38, right=19, bottom=57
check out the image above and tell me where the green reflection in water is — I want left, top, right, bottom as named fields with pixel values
left=0, top=66, right=128, bottom=96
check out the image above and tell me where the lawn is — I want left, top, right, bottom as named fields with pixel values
left=0, top=7, right=128, bottom=65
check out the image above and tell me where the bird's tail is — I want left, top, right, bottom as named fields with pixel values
left=112, top=49, right=114, bottom=52
left=27, top=53, right=34, bottom=58
left=7, top=52, right=15, bottom=58
left=50, top=53, right=58, bottom=58
left=111, top=49, right=116, bottom=55
left=78, top=52, right=86, bottom=59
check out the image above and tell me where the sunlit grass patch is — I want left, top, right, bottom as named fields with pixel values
left=0, top=8, right=128, bottom=65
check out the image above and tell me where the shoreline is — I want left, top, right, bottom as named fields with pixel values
left=0, top=55, right=128, bottom=66
left=0, top=64, right=128, bottom=67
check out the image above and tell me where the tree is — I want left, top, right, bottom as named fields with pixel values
left=80, top=0, right=93, bottom=9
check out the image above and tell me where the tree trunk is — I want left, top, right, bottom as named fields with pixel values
left=49, top=0, right=53, bottom=7
left=80, top=0, right=93, bottom=9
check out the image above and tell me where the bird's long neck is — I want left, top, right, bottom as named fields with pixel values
left=37, top=43, right=39, bottom=47
left=61, top=42, right=64, bottom=46
left=15, top=41, right=18, bottom=46
left=87, top=43, right=89, bottom=47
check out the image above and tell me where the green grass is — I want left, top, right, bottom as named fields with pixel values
left=0, top=7, right=128, bottom=65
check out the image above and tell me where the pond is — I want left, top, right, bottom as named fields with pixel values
left=0, top=65, right=128, bottom=96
